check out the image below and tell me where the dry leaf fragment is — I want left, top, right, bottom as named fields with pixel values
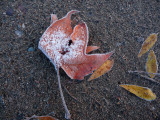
left=25, top=115, right=57, bottom=120
left=37, top=116, right=57, bottom=120
left=50, top=14, right=58, bottom=24
left=120, top=84, right=156, bottom=101
left=146, top=50, right=158, bottom=78
left=86, top=46, right=99, bottom=53
left=138, top=33, right=157, bottom=57
left=88, top=59, right=114, bottom=81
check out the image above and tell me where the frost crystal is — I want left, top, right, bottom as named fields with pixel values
left=39, top=27, right=85, bottom=67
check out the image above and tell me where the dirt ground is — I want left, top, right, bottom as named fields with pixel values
left=0, top=0, right=160, bottom=120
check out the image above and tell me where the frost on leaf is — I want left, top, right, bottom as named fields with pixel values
left=39, top=10, right=114, bottom=80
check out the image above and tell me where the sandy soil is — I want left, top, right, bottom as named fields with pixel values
left=0, top=0, right=160, bottom=120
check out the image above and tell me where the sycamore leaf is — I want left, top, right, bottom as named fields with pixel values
left=38, top=10, right=114, bottom=119
left=146, top=50, right=158, bottom=78
left=120, top=84, right=156, bottom=101
left=88, top=59, right=114, bottom=81
left=138, top=33, right=157, bottom=57
left=25, top=115, right=57, bottom=120
left=39, top=10, right=114, bottom=80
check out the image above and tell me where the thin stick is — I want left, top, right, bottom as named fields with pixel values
left=63, top=85, right=82, bottom=104
left=128, top=70, right=160, bottom=76
left=57, top=68, right=71, bottom=119
left=128, top=70, right=160, bottom=85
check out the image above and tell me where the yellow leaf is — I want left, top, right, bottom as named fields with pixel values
left=146, top=50, right=158, bottom=78
left=138, top=33, right=157, bottom=57
left=88, top=59, right=114, bottom=81
left=120, top=84, right=156, bottom=101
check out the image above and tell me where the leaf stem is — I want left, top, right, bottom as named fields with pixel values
left=57, top=68, right=71, bottom=119
left=128, top=70, right=160, bottom=76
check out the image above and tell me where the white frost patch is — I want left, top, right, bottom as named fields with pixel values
left=63, top=38, right=84, bottom=63
left=39, top=28, right=85, bottom=66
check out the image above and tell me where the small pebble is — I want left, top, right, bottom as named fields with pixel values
left=48, top=111, right=55, bottom=116
left=6, top=8, right=14, bottom=16
left=151, top=106, right=155, bottom=111
left=136, top=37, right=144, bottom=43
left=0, top=96, right=5, bottom=107
left=22, top=23, right=25, bottom=29
left=18, top=4, right=27, bottom=14
left=116, top=41, right=125, bottom=47
left=15, top=30, right=23, bottom=37
left=28, top=47, right=35, bottom=52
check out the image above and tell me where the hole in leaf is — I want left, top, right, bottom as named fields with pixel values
left=68, top=39, right=72, bottom=46
left=60, top=48, right=69, bottom=55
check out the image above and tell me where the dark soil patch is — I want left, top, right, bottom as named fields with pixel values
left=0, top=0, right=160, bottom=120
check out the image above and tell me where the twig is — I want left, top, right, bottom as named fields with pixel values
left=128, top=70, right=160, bottom=85
left=139, top=74, right=160, bottom=84
left=57, top=68, right=71, bottom=119
left=128, top=70, right=160, bottom=76
left=89, top=95, right=101, bottom=106
left=63, top=85, right=82, bottom=104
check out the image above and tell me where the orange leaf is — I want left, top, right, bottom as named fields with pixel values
left=138, top=33, right=157, bottom=57
left=25, top=115, right=57, bottom=120
left=120, top=84, right=156, bottom=101
left=37, top=116, right=57, bottom=120
left=50, top=14, right=58, bottom=24
left=86, top=46, right=99, bottom=53
left=146, top=50, right=158, bottom=78
left=39, top=10, right=114, bottom=80
left=88, top=59, right=114, bottom=81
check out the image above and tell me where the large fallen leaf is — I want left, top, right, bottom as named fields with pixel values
left=39, top=10, right=114, bottom=80
left=138, top=33, right=157, bottom=57
left=88, top=59, right=114, bottom=81
left=146, top=50, right=158, bottom=78
left=38, top=10, right=114, bottom=119
left=120, top=84, right=156, bottom=101
left=25, top=115, right=57, bottom=120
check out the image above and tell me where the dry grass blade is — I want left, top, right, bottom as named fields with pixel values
left=120, top=84, right=156, bottom=101
left=63, top=85, right=82, bottom=104
left=138, top=33, right=157, bottom=57
left=88, top=59, right=114, bottom=81
left=146, top=50, right=158, bottom=78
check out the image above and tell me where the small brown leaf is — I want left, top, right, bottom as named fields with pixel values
left=146, top=50, right=158, bottom=78
left=25, top=115, right=57, bottom=120
left=88, top=59, right=114, bottom=81
left=138, top=33, right=157, bottom=57
left=120, top=84, right=156, bottom=101
left=37, top=116, right=57, bottom=120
